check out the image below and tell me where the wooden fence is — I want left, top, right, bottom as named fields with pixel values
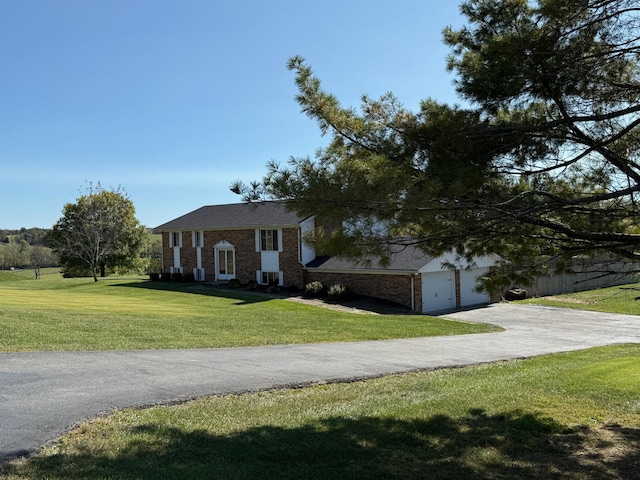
left=525, top=262, right=638, bottom=297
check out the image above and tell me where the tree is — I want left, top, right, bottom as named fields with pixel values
left=233, top=0, right=640, bottom=290
left=29, top=245, right=57, bottom=279
left=51, top=184, right=148, bottom=282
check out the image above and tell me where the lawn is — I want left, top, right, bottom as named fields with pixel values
left=521, top=282, right=640, bottom=314
left=2, top=274, right=638, bottom=479
left=0, top=272, right=499, bottom=352
left=2, top=344, right=638, bottom=479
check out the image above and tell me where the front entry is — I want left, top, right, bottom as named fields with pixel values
left=214, top=241, right=236, bottom=281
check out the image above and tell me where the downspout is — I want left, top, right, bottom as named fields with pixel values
left=410, top=274, right=415, bottom=312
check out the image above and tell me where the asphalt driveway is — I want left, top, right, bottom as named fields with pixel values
left=1, top=303, right=639, bottom=463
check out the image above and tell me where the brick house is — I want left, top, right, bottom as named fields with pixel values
left=155, top=201, right=315, bottom=289
left=156, top=201, right=498, bottom=313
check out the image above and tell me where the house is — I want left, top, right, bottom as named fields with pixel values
left=155, top=201, right=499, bottom=313
left=155, top=201, right=316, bottom=289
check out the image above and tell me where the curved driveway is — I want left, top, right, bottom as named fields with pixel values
left=1, top=303, right=639, bottom=463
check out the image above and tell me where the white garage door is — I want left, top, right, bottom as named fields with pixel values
left=459, top=268, right=490, bottom=307
left=422, top=270, right=456, bottom=313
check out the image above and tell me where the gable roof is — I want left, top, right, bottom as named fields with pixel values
left=306, top=245, right=435, bottom=273
left=155, top=201, right=311, bottom=231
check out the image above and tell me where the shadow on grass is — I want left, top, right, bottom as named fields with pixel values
left=6, top=409, right=639, bottom=479
left=110, top=281, right=273, bottom=306
left=110, top=281, right=415, bottom=314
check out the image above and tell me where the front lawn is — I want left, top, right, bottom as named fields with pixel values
left=3, top=345, right=638, bottom=479
left=522, top=282, right=640, bottom=314
left=0, top=276, right=499, bottom=352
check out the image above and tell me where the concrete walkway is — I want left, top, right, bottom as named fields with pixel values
left=1, top=303, right=639, bottom=463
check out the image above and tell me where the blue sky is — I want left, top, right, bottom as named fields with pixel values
left=1, top=1, right=466, bottom=229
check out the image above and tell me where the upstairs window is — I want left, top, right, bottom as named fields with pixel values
left=260, top=229, right=278, bottom=251
left=170, top=231, right=182, bottom=248
left=192, top=230, right=203, bottom=248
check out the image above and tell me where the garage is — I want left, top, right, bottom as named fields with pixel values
left=420, top=255, right=496, bottom=313
left=421, top=270, right=456, bottom=312
left=459, top=267, right=491, bottom=307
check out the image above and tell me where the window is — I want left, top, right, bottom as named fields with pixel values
left=261, top=271, right=279, bottom=286
left=193, top=230, right=203, bottom=248
left=260, top=229, right=278, bottom=251
left=194, top=268, right=205, bottom=281
left=171, top=231, right=182, bottom=248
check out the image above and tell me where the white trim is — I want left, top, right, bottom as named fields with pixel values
left=304, top=267, right=415, bottom=275
left=214, top=241, right=236, bottom=281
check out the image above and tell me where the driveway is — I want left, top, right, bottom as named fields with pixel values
left=1, top=303, right=639, bottom=463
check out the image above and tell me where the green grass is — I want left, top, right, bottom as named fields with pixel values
left=521, top=282, right=640, bottom=314
left=0, top=275, right=499, bottom=352
left=3, top=345, right=639, bottom=479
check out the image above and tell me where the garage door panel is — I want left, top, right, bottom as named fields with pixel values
left=460, top=268, right=490, bottom=307
left=422, top=270, right=455, bottom=312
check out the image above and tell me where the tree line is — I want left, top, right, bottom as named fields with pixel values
left=0, top=227, right=51, bottom=247
left=0, top=231, right=58, bottom=279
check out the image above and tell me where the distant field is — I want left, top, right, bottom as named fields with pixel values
left=0, top=274, right=499, bottom=352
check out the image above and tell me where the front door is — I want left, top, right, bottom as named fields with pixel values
left=214, top=242, right=236, bottom=281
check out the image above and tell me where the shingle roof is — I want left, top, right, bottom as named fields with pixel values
left=306, top=245, right=434, bottom=273
left=155, top=201, right=310, bottom=230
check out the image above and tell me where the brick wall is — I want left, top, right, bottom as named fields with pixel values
left=304, top=270, right=418, bottom=310
left=161, top=227, right=305, bottom=288
left=161, top=232, right=172, bottom=272
left=279, top=228, right=305, bottom=289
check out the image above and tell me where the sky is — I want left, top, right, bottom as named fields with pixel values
left=1, top=1, right=467, bottom=230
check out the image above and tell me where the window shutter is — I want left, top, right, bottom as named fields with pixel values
left=277, top=229, right=283, bottom=252
left=255, top=229, right=261, bottom=252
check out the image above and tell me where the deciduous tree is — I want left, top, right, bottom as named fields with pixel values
left=51, top=184, right=148, bottom=282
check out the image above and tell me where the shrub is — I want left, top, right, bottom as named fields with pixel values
left=305, top=281, right=326, bottom=298
left=161, top=272, right=172, bottom=282
left=183, top=271, right=195, bottom=283
left=228, top=278, right=241, bottom=289
left=328, top=283, right=354, bottom=301
left=149, top=273, right=160, bottom=282
left=171, top=272, right=183, bottom=282
left=246, top=280, right=257, bottom=290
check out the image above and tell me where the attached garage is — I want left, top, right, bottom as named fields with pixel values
left=420, top=255, right=496, bottom=313
left=306, top=247, right=498, bottom=314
